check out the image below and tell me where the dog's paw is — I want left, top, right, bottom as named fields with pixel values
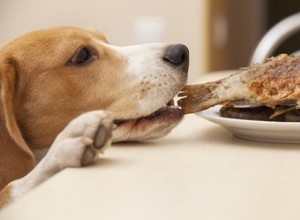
left=48, top=110, right=113, bottom=169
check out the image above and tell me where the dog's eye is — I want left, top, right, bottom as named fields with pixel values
left=71, top=47, right=92, bottom=65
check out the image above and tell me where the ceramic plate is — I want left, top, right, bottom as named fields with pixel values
left=197, top=105, right=300, bottom=143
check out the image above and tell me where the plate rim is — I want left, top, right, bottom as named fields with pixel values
left=196, top=105, right=300, bottom=143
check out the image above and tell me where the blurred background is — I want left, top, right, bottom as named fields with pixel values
left=0, top=0, right=299, bottom=81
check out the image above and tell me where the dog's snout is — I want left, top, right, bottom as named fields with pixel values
left=163, top=44, right=189, bottom=70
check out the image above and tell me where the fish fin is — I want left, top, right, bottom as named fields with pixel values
left=178, top=82, right=221, bottom=114
left=269, top=106, right=297, bottom=119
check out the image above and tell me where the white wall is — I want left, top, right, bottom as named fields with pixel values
left=0, top=0, right=208, bottom=81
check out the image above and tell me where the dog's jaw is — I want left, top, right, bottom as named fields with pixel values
left=111, top=96, right=185, bottom=142
left=112, top=106, right=183, bottom=142
left=102, top=43, right=188, bottom=142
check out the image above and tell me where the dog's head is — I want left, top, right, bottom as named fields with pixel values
left=0, top=27, right=188, bottom=149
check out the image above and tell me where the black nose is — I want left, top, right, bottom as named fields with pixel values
left=163, top=44, right=189, bottom=70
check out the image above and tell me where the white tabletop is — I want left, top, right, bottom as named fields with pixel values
left=1, top=71, right=300, bottom=220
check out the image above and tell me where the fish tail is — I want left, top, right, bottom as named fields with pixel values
left=178, top=82, right=221, bottom=114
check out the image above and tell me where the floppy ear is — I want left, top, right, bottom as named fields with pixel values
left=0, top=56, right=35, bottom=189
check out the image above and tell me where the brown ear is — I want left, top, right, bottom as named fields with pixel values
left=0, top=56, right=35, bottom=189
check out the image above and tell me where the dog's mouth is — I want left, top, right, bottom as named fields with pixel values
left=113, top=99, right=183, bottom=129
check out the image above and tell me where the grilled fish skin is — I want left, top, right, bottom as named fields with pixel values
left=178, top=54, right=300, bottom=114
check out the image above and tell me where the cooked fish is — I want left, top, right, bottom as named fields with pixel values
left=219, top=104, right=300, bottom=122
left=178, top=54, right=300, bottom=116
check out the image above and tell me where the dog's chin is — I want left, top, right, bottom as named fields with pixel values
left=112, top=102, right=184, bottom=142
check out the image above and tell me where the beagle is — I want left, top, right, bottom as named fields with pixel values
left=0, top=27, right=189, bottom=208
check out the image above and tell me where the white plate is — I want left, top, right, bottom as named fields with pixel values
left=197, top=105, right=300, bottom=143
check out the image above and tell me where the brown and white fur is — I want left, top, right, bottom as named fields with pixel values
left=0, top=27, right=189, bottom=208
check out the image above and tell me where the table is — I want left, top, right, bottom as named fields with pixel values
left=1, top=71, right=300, bottom=220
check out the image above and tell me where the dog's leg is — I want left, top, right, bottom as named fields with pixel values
left=0, top=110, right=113, bottom=208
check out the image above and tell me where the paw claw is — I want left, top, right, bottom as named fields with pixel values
left=81, top=145, right=97, bottom=166
left=94, top=116, right=113, bottom=148
left=94, top=125, right=112, bottom=150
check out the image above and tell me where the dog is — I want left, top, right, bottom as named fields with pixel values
left=0, top=27, right=189, bottom=208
